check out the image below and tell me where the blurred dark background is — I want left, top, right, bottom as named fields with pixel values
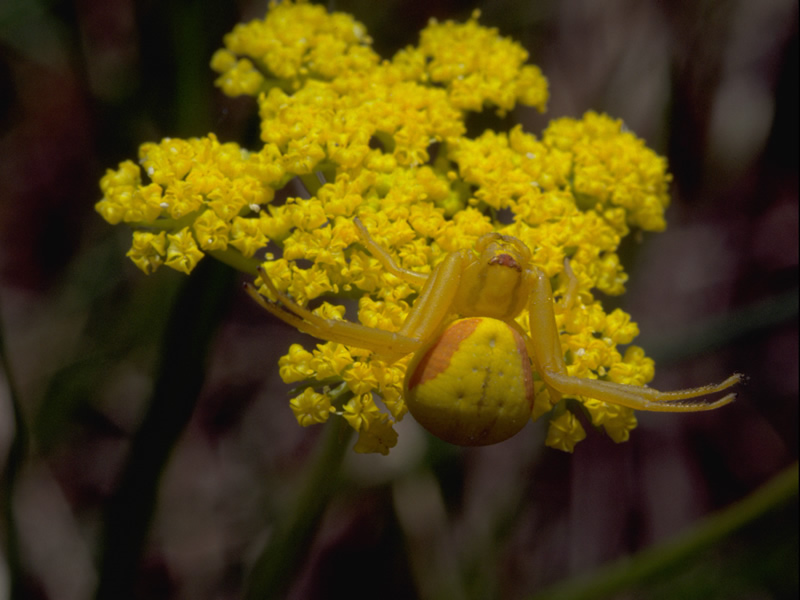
left=0, top=1, right=796, bottom=599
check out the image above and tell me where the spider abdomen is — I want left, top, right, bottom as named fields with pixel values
left=405, top=317, right=535, bottom=445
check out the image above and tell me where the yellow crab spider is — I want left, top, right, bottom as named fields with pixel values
left=246, top=219, right=741, bottom=446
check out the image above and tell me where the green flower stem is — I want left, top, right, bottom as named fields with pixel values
left=0, top=296, right=28, bottom=600
left=373, top=130, right=396, bottom=153
left=170, top=0, right=210, bottom=137
left=244, top=416, right=353, bottom=600
left=248, top=60, right=293, bottom=94
left=298, top=172, right=324, bottom=196
left=393, top=469, right=468, bottom=600
left=95, top=259, right=237, bottom=600
left=130, top=212, right=201, bottom=232
left=318, top=163, right=338, bottom=185
left=528, top=461, right=799, bottom=600
left=208, top=248, right=261, bottom=275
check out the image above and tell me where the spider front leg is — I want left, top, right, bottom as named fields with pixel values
left=246, top=223, right=469, bottom=362
left=354, top=217, right=427, bottom=288
left=525, top=267, right=742, bottom=412
left=245, top=268, right=422, bottom=360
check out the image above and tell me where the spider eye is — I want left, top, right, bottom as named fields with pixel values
left=488, top=253, right=522, bottom=270
left=475, top=234, right=532, bottom=270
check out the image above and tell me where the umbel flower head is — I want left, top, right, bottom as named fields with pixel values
left=97, top=1, right=695, bottom=455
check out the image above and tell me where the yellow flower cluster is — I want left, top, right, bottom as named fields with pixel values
left=96, top=134, right=286, bottom=274
left=210, top=0, right=376, bottom=95
left=97, top=0, right=673, bottom=455
left=416, top=13, right=548, bottom=114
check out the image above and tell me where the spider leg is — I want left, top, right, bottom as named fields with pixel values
left=354, top=217, right=428, bottom=287
left=396, top=249, right=466, bottom=340
left=525, top=266, right=741, bottom=412
left=247, top=267, right=422, bottom=360
left=354, top=216, right=469, bottom=343
left=248, top=226, right=468, bottom=361
left=541, top=371, right=741, bottom=412
left=561, top=258, right=579, bottom=311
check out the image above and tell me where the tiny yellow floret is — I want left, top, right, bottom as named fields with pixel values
left=290, top=388, right=334, bottom=426
left=546, top=411, right=587, bottom=452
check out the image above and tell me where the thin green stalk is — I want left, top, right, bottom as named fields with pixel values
left=95, top=258, right=236, bottom=600
left=298, top=172, right=326, bottom=197
left=170, top=0, right=209, bottom=138
left=643, top=288, right=799, bottom=364
left=208, top=248, right=261, bottom=275
left=393, top=469, right=468, bottom=600
left=528, top=462, right=799, bottom=600
left=0, top=295, right=28, bottom=600
left=244, top=417, right=354, bottom=600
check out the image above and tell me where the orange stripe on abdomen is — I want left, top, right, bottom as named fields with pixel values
left=407, top=318, right=481, bottom=390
